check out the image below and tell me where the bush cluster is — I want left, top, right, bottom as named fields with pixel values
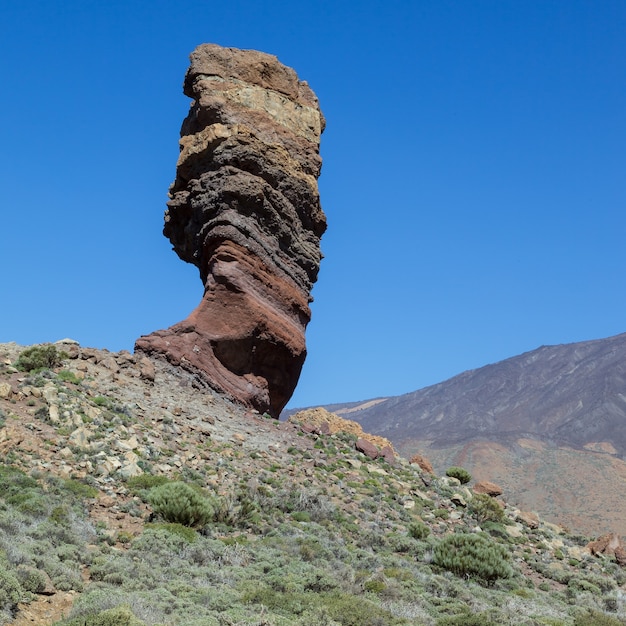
left=433, top=532, right=513, bottom=584
left=445, top=466, right=472, bottom=484
left=15, top=345, right=67, bottom=372
left=147, top=481, right=214, bottom=528
left=469, top=493, right=506, bottom=525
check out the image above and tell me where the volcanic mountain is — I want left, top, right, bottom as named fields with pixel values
left=291, top=332, right=626, bottom=535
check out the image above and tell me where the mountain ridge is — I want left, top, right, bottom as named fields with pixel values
left=298, top=332, right=626, bottom=451
left=285, top=332, right=626, bottom=536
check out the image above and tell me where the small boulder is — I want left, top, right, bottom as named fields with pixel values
left=451, top=493, right=467, bottom=507
left=380, top=445, right=396, bottom=466
left=138, top=356, right=156, bottom=382
left=473, top=481, right=503, bottom=497
left=517, top=511, right=540, bottom=529
left=587, top=533, right=626, bottom=562
left=355, top=438, right=379, bottom=460
left=409, top=454, right=435, bottom=474
left=0, top=382, right=12, bottom=399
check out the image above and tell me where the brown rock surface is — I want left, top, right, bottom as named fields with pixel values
left=587, top=532, right=626, bottom=561
left=288, top=407, right=398, bottom=459
left=355, top=438, right=380, bottom=460
left=135, top=44, right=326, bottom=417
left=473, top=480, right=504, bottom=497
left=409, top=453, right=435, bottom=475
left=516, top=510, right=540, bottom=530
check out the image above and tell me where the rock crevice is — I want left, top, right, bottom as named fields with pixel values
left=136, top=44, right=326, bottom=417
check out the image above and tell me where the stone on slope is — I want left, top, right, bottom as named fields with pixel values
left=135, top=44, right=326, bottom=417
left=473, top=481, right=504, bottom=497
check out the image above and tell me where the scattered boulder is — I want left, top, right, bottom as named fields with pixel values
left=356, top=438, right=380, bottom=460
left=517, top=511, right=540, bottom=530
left=135, top=43, right=326, bottom=417
left=138, top=356, right=156, bottom=382
left=289, top=407, right=398, bottom=462
left=409, top=454, right=435, bottom=475
left=0, top=382, right=12, bottom=399
left=473, top=481, right=503, bottom=497
left=587, top=532, right=626, bottom=564
left=379, top=445, right=396, bottom=466
left=451, top=493, right=467, bottom=507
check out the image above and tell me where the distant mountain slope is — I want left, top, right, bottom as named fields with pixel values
left=286, top=332, right=626, bottom=534
left=312, top=332, right=626, bottom=454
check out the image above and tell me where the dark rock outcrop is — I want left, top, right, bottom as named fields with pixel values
left=136, top=44, right=326, bottom=416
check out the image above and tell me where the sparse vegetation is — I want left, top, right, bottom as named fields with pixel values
left=147, top=481, right=214, bottom=528
left=15, top=345, right=67, bottom=372
left=1, top=341, right=626, bottom=626
left=446, top=466, right=472, bottom=484
left=469, top=493, right=507, bottom=525
left=433, top=532, right=514, bottom=584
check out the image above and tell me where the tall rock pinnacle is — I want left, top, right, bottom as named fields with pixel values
left=135, top=44, right=326, bottom=417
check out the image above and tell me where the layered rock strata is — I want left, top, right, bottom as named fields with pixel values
left=136, top=44, right=326, bottom=417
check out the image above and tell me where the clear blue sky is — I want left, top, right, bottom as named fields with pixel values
left=1, top=1, right=625, bottom=408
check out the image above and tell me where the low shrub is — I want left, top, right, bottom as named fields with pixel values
left=57, top=370, right=81, bottom=384
left=148, top=481, right=213, bottom=528
left=16, top=565, right=47, bottom=593
left=433, top=532, right=514, bottom=585
left=125, top=474, right=170, bottom=498
left=0, top=570, right=22, bottom=613
left=144, top=522, right=197, bottom=543
left=60, top=604, right=146, bottom=626
left=469, top=494, right=506, bottom=525
left=408, top=520, right=430, bottom=540
left=446, top=467, right=472, bottom=484
left=573, top=609, right=626, bottom=626
left=15, top=345, right=67, bottom=372
left=437, top=612, right=499, bottom=626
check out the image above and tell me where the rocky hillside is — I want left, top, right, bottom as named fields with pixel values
left=290, top=332, right=626, bottom=536
left=2, top=341, right=626, bottom=625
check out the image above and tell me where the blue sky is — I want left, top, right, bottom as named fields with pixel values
left=1, top=1, right=625, bottom=408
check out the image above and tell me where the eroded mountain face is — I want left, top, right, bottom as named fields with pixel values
left=136, top=44, right=326, bottom=416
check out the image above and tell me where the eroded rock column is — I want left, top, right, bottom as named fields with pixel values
left=135, top=44, right=326, bottom=417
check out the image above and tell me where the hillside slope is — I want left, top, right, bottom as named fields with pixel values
left=2, top=341, right=626, bottom=625
left=290, top=333, right=626, bottom=535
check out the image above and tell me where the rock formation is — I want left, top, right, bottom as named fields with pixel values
left=135, top=44, right=326, bottom=416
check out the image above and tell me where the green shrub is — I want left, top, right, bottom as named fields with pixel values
left=469, top=494, right=506, bottom=524
left=60, top=604, right=146, bottom=626
left=15, top=345, right=67, bottom=372
left=242, top=588, right=403, bottom=626
left=437, top=613, right=499, bottom=626
left=573, top=609, right=626, bottom=626
left=433, top=533, right=514, bottom=584
left=148, top=481, right=213, bottom=528
left=16, top=565, right=47, bottom=593
left=568, top=572, right=616, bottom=596
left=363, top=579, right=386, bottom=593
left=446, top=466, right=472, bottom=484
left=126, top=474, right=170, bottom=497
left=408, top=520, right=430, bottom=540
left=57, top=370, right=81, bottom=384
left=0, top=570, right=22, bottom=612
left=62, top=478, right=99, bottom=500
left=144, top=522, right=197, bottom=543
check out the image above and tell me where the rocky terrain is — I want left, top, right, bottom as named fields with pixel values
left=136, top=44, right=326, bottom=418
left=292, top=332, right=626, bottom=536
left=3, top=341, right=626, bottom=625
